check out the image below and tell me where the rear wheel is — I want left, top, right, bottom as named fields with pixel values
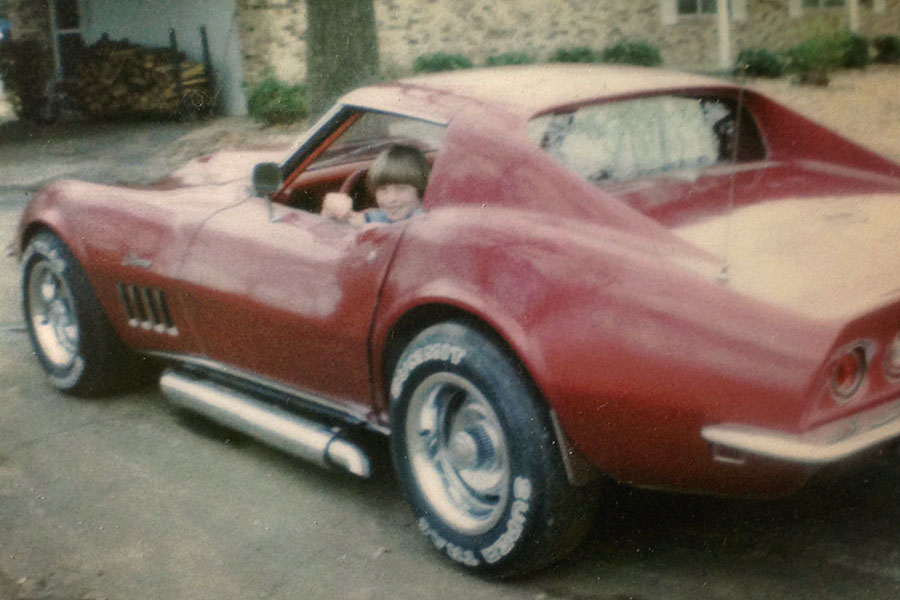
left=389, top=321, right=594, bottom=577
left=22, top=231, right=134, bottom=395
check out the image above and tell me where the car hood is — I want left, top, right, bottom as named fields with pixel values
left=673, top=191, right=900, bottom=320
left=153, top=146, right=289, bottom=189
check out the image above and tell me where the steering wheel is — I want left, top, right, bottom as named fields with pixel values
left=339, top=167, right=371, bottom=211
left=340, top=167, right=368, bottom=194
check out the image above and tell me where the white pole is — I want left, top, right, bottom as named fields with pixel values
left=716, top=0, right=731, bottom=70
left=848, top=0, right=860, bottom=32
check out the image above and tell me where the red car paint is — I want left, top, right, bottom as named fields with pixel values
left=16, top=65, right=900, bottom=498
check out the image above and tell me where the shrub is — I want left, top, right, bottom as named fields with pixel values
left=412, top=52, right=473, bottom=73
left=788, top=36, right=843, bottom=71
left=873, top=35, right=900, bottom=64
left=0, top=38, right=54, bottom=120
left=549, top=46, right=599, bottom=63
left=599, top=40, right=663, bottom=67
left=787, top=32, right=870, bottom=84
left=787, top=35, right=844, bottom=85
left=842, top=33, right=870, bottom=68
left=246, top=77, right=309, bottom=125
left=485, top=51, right=536, bottom=66
left=734, top=48, right=786, bottom=78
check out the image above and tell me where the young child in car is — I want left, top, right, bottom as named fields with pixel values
left=321, top=144, right=430, bottom=226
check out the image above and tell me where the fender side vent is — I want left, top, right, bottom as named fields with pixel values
left=116, top=283, right=179, bottom=336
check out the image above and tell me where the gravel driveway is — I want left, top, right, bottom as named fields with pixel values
left=749, top=65, right=900, bottom=162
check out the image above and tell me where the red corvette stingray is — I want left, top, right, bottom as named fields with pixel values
left=14, top=64, right=900, bottom=576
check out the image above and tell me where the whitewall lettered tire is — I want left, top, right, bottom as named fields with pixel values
left=389, top=321, right=594, bottom=576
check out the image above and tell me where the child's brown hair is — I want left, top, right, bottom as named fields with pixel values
left=366, top=144, right=431, bottom=196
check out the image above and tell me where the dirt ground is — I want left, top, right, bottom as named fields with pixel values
left=748, top=65, right=900, bottom=162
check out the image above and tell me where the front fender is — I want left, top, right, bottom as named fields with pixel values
left=16, top=182, right=91, bottom=264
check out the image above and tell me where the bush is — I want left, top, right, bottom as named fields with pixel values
left=787, top=34, right=854, bottom=85
left=549, top=46, right=599, bottom=63
left=788, top=36, right=843, bottom=71
left=412, top=52, right=473, bottom=73
left=599, top=40, right=663, bottom=67
left=734, top=48, right=786, bottom=78
left=788, top=32, right=870, bottom=72
left=246, top=77, right=309, bottom=125
left=842, top=33, right=870, bottom=68
left=0, top=38, right=54, bottom=120
left=485, top=52, right=536, bottom=66
left=874, top=35, right=900, bottom=64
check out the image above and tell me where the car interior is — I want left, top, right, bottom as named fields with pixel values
left=277, top=110, right=446, bottom=215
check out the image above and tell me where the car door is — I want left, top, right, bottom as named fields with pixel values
left=178, top=199, right=402, bottom=412
left=177, top=107, right=446, bottom=413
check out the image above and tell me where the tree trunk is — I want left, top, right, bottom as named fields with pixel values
left=305, top=0, right=379, bottom=116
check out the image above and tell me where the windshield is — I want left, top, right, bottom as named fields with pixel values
left=309, top=112, right=446, bottom=170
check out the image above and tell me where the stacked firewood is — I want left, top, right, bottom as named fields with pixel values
left=65, top=37, right=211, bottom=119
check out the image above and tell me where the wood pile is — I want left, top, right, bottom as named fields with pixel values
left=65, top=37, right=212, bottom=119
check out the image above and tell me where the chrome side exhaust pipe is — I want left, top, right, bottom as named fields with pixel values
left=160, top=370, right=371, bottom=478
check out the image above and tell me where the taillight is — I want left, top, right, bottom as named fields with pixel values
left=884, top=333, right=900, bottom=380
left=830, top=346, right=867, bottom=402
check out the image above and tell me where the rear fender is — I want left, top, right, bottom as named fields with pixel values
left=373, top=203, right=830, bottom=493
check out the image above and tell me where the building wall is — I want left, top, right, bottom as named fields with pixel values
left=734, top=0, right=900, bottom=53
left=860, top=0, right=900, bottom=35
left=374, top=0, right=659, bottom=74
left=235, top=0, right=900, bottom=87
left=4, top=0, right=51, bottom=45
left=6, top=1, right=900, bottom=113
left=236, top=0, right=307, bottom=86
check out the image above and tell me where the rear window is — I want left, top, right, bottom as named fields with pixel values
left=526, top=95, right=765, bottom=184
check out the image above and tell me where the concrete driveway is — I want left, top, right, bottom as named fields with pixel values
left=2, top=74, right=900, bottom=598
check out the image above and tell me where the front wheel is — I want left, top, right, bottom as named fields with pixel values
left=22, top=231, right=134, bottom=395
left=389, top=322, right=594, bottom=577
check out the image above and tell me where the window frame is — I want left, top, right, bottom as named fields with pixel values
left=662, top=0, right=747, bottom=24
left=677, top=0, right=718, bottom=16
left=801, top=0, right=845, bottom=7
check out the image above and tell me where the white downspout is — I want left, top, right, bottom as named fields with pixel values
left=716, top=0, right=731, bottom=69
left=47, top=1, right=63, bottom=78
left=848, top=0, right=860, bottom=33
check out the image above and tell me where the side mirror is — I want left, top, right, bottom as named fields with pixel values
left=252, top=162, right=283, bottom=198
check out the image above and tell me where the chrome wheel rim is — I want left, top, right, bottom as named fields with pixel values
left=405, top=372, right=510, bottom=535
left=26, top=260, right=80, bottom=368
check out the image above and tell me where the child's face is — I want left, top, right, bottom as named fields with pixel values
left=375, top=183, right=421, bottom=222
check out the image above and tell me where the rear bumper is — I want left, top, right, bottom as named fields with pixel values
left=702, top=397, right=900, bottom=465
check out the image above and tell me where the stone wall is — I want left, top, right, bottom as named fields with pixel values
left=236, top=0, right=308, bottom=85
left=375, top=0, right=664, bottom=73
left=735, top=0, right=900, bottom=53
left=860, top=0, right=900, bottom=36
left=4, top=0, right=51, bottom=46
left=235, top=0, right=900, bottom=86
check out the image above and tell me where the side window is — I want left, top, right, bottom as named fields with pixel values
left=281, top=110, right=446, bottom=213
left=526, top=95, right=765, bottom=185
